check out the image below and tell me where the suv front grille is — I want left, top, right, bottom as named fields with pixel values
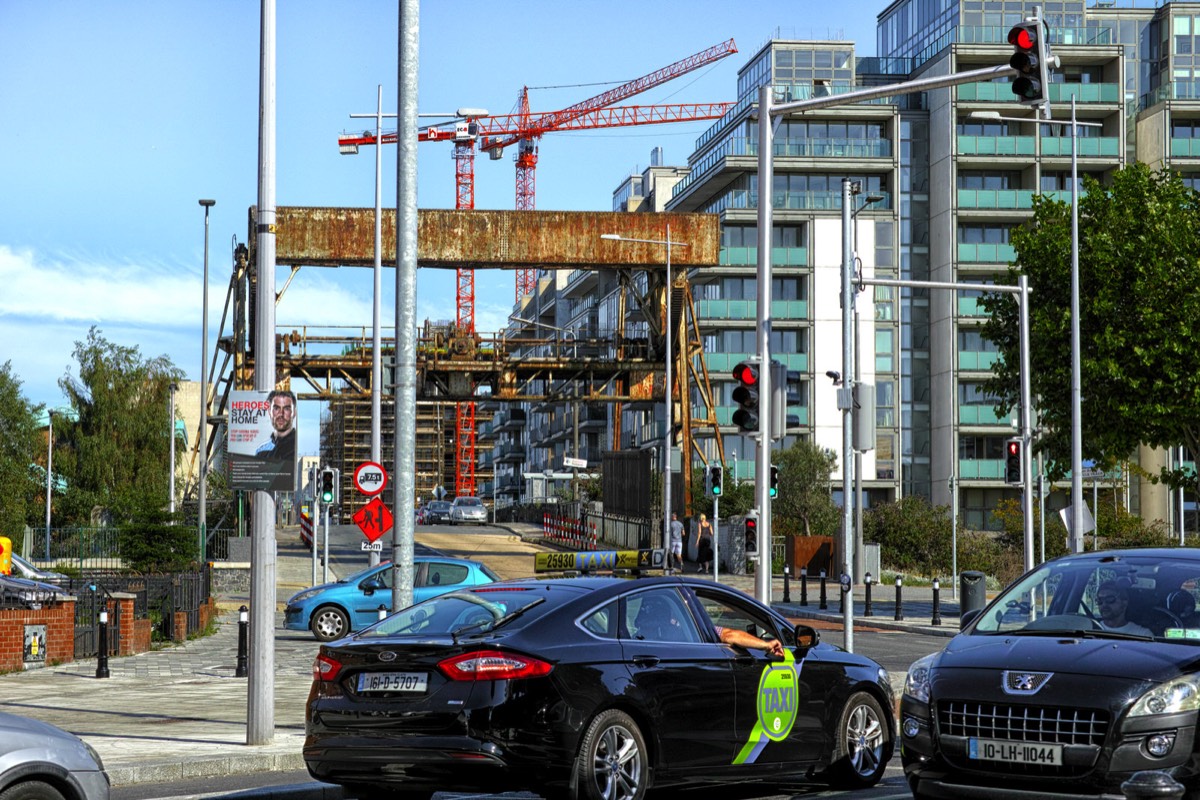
left=938, top=700, right=1109, bottom=747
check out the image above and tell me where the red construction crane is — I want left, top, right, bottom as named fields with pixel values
left=336, top=39, right=737, bottom=499
left=487, top=38, right=736, bottom=298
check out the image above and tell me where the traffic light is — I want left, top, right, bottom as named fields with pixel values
left=1005, top=438, right=1023, bottom=485
left=0, top=536, right=10, bottom=576
left=1008, top=15, right=1053, bottom=105
left=320, top=468, right=336, bottom=504
left=744, top=511, right=758, bottom=553
left=731, top=359, right=761, bottom=433
left=768, top=465, right=780, bottom=499
left=708, top=464, right=724, bottom=497
left=770, top=360, right=801, bottom=440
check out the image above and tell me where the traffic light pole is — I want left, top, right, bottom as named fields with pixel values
left=755, top=85, right=774, bottom=606
left=757, top=61, right=1019, bottom=646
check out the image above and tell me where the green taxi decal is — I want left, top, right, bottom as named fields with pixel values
left=734, top=649, right=801, bottom=764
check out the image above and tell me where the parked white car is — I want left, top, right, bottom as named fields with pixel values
left=449, top=496, right=488, bottom=525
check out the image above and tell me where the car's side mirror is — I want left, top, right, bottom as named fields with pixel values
left=960, top=608, right=983, bottom=630
left=361, top=578, right=385, bottom=595
left=794, top=623, right=820, bottom=649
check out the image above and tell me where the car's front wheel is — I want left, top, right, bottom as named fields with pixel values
left=0, top=780, right=67, bottom=800
left=310, top=605, right=350, bottom=642
left=825, top=691, right=889, bottom=789
left=571, top=709, right=647, bottom=800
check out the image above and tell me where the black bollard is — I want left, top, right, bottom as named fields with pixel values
left=235, top=605, right=249, bottom=678
left=864, top=572, right=874, bottom=617
left=819, top=570, right=828, bottom=610
left=800, top=567, right=808, bottom=606
left=1121, top=770, right=1186, bottom=800
left=782, top=566, right=791, bottom=603
left=931, top=578, right=942, bottom=626
left=96, top=608, right=110, bottom=679
left=894, top=575, right=904, bottom=621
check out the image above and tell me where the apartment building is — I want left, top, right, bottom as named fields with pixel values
left=487, top=0, right=1200, bottom=534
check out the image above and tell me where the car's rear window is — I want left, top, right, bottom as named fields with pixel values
left=359, top=586, right=566, bottom=638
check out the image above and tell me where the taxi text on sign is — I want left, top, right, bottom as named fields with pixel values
left=353, top=497, right=394, bottom=543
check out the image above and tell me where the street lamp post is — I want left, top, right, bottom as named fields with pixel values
left=601, top=229, right=689, bottom=556
left=851, top=189, right=885, bottom=583
left=349, top=88, right=388, bottom=568
left=169, top=382, right=178, bottom=516
left=199, top=199, right=215, bottom=563
left=970, top=101, right=1100, bottom=553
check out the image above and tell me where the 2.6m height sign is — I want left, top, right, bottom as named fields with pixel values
left=354, top=461, right=388, bottom=497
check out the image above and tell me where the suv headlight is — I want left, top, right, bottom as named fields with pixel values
left=1130, top=676, right=1200, bottom=717
left=905, top=652, right=937, bottom=704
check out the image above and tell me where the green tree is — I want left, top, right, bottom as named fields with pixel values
left=771, top=440, right=839, bottom=538
left=981, top=164, right=1200, bottom=490
left=55, top=327, right=185, bottom=524
left=0, top=362, right=44, bottom=546
left=863, top=495, right=953, bottom=578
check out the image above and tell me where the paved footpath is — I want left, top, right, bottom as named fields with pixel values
left=0, top=524, right=965, bottom=790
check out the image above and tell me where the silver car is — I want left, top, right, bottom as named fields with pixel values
left=0, top=711, right=109, bottom=800
left=11, top=553, right=68, bottom=583
left=449, top=495, right=488, bottom=525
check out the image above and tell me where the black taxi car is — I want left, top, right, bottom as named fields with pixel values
left=902, top=547, right=1200, bottom=799
left=304, top=549, right=895, bottom=800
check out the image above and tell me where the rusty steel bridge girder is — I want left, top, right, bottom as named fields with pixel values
left=253, top=206, right=719, bottom=269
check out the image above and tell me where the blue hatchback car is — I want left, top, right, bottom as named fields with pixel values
left=284, top=557, right=500, bottom=641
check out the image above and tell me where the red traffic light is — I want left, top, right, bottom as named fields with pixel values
left=732, top=362, right=758, bottom=386
left=1008, top=25, right=1036, bottom=50
left=1007, top=440, right=1021, bottom=456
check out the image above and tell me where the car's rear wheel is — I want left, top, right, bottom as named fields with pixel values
left=825, top=691, right=888, bottom=789
left=0, top=780, right=67, bottom=800
left=572, top=709, right=647, bottom=800
left=310, top=605, right=349, bottom=642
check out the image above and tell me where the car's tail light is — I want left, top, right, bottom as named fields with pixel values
left=438, top=650, right=553, bottom=681
left=313, top=653, right=343, bottom=682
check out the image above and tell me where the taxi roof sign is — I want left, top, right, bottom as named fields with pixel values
left=534, top=549, right=667, bottom=575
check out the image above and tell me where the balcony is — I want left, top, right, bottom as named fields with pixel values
left=959, top=351, right=1001, bottom=371
left=715, top=405, right=809, bottom=427
left=958, top=404, right=1008, bottom=426
left=957, top=242, right=1016, bottom=264
left=719, top=246, right=807, bottom=267
left=1041, top=138, right=1120, bottom=158
left=1171, top=139, right=1200, bottom=158
left=496, top=443, right=526, bottom=463
left=956, top=189, right=1078, bottom=210
left=957, top=135, right=1036, bottom=156
left=695, top=299, right=808, bottom=321
left=493, top=409, right=527, bottom=432
left=957, top=82, right=1120, bottom=104
left=958, top=458, right=1006, bottom=481
left=704, top=351, right=808, bottom=374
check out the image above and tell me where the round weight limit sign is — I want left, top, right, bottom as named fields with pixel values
left=354, top=461, right=388, bottom=497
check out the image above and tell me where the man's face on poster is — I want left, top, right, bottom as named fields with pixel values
left=269, top=394, right=295, bottom=434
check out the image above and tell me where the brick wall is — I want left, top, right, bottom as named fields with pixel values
left=0, top=599, right=76, bottom=673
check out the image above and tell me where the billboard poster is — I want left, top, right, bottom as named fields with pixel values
left=227, top=389, right=298, bottom=491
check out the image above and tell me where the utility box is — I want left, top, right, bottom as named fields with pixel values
left=862, top=542, right=881, bottom=580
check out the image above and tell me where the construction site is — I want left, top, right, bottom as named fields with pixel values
left=190, top=40, right=738, bottom=526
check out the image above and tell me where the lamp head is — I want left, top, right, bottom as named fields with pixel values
left=199, top=199, right=216, bottom=208
left=968, top=111, right=1003, bottom=121
left=825, top=370, right=842, bottom=385
left=600, top=234, right=621, bottom=241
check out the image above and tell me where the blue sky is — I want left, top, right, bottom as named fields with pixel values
left=0, top=1, right=879, bottom=456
